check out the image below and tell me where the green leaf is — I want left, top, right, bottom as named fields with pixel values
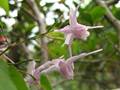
left=9, top=65, right=29, bottom=90
left=90, top=6, right=105, bottom=22
left=0, top=0, right=9, bottom=15
left=78, top=10, right=93, bottom=24
left=40, top=74, right=52, bottom=90
left=115, top=9, right=120, bottom=20
left=0, top=60, right=28, bottom=90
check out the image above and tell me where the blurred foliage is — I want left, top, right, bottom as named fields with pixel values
left=0, top=60, right=28, bottom=90
left=0, top=0, right=120, bottom=90
left=40, top=74, right=52, bottom=90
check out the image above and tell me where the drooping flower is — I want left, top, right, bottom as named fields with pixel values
left=55, top=8, right=103, bottom=45
left=51, top=59, right=74, bottom=80
left=25, top=49, right=102, bottom=85
left=58, top=60, right=73, bottom=79
left=25, top=59, right=74, bottom=84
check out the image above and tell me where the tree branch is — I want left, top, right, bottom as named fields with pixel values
left=95, top=0, right=120, bottom=47
left=26, top=0, right=48, bottom=62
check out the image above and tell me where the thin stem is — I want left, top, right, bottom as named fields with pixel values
left=95, top=0, right=120, bottom=49
left=67, top=45, right=74, bottom=69
left=68, top=45, right=72, bottom=57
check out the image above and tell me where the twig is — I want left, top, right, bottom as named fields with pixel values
left=3, top=54, right=15, bottom=64
left=0, top=42, right=16, bottom=56
left=0, top=34, right=42, bottom=56
left=95, top=0, right=120, bottom=29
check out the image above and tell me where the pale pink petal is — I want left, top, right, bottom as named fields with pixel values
left=71, top=24, right=90, bottom=40
left=35, top=61, right=53, bottom=72
left=66, top=63, right=74, bottom=79
left=55, top=25, right=71, bottom=34
left=33, top=61, right=54, bottom=84
left=69, top=8, right=77, bottom=26
left=58, top=61, right=73, bottom=79
left=80, top=31, right=90, bottom=40
left=33, top=69, right=40, bottom=83
left=52, top=59, right=65, bottom=65
left=67, top=53, right=86, bottom=64
left=64, top=33, right=74, bottom=45
left=41, top=65, right=57, bottom=74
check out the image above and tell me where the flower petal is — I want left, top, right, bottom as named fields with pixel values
left=69, top=8, right=77, bottom=26
left=55, top=25, right=71, bottom=34
left=71, top=24, right=90, bottom=40
left=58, top=61, right=73, bottom=79
left=64, top=33, right=74, bottom=45
left=32, top=61, right=54, bottom=84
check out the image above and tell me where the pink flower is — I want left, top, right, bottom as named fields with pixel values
left=52, top=59, right=74, bottom=80
left=58, top=60, right=73, bottom=80
left=25, top=59, right=74, bottom=84
left=25, top=49, right=103, bottom=84
left=56, top=8, right=103, bottom=45
left=40, top=59, right=74, bottom=80
left=25, top=61, right=53, bottom=84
